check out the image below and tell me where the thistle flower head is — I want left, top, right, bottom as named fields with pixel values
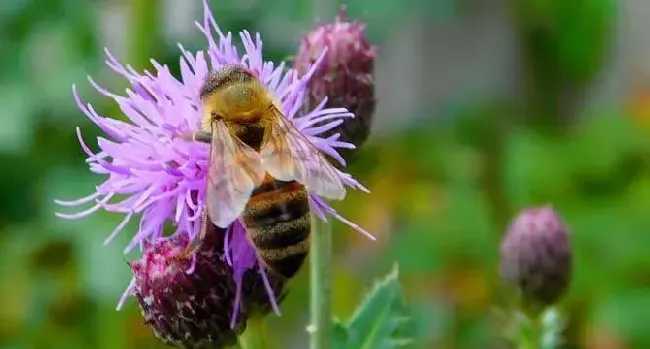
left=293, top=7, right=377, bottom=163
left=129, top=224, right=245, bottom=348
left=499, top=205, right=572, bottom=311
left=55, top=0, right=373, bottom=337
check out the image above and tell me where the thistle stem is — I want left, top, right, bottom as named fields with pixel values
left=512, top=308, right=563, bottom=349
left=129, top=0, right=162, bottom=70
left=239, top=316, right=270, bottom=349
left=309, top=215, right=332, bottom=349
left=539, top=307, right=563, bottom=349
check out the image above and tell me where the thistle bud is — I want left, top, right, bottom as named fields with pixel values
left=129, top=223, right=245, bottom=349
left=499, top=205, right=572, bottom=311
left=294, top=7, right=377, bottom=164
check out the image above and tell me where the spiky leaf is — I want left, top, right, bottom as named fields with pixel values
left=332, top=265, right=413, bottom=349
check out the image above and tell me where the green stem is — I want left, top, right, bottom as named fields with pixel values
left=239, top=316, right=270, bottom=349
left=518, top=314, right=539, bottom=349
left=309, top=215, right=332, bottom=349
left=539, top=308, right=563, bottom=349
left=513, top=308, right=563, bottom=349
left=129, top=0, right=162, bottom=69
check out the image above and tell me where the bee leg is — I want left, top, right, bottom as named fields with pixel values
left=174, top=130, right=212, bottom=143
left=192, top=130, right=212, bottom=143
left=171, top=234, right=203, bottom=262
left=172, top=206, right=209, bottom=262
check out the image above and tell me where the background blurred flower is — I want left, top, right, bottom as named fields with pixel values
left=293, top=7, right=377, bottom=164
left=499, top=205, right=572, bottom=312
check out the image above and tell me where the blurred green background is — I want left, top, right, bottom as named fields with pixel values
left=1, top=0, right=648, bottom=348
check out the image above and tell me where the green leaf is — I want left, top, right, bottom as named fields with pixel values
left=332, top=265, right=413, bottom=349
left=331, top=322, right=349, bottom=349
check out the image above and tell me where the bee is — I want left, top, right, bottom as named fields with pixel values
left=179, top=64, right=346, bottom=279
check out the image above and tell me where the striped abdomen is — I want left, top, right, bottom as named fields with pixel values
left=241, top=175, right=311, bottom=279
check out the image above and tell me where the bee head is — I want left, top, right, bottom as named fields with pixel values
left=199, top=65, right=266, bottom=129
left=199, top=65, right=257, bottom=100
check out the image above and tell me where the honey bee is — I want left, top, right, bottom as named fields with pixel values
left=179, top=64, right=346, bottom=278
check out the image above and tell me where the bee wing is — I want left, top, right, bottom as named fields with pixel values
left=206, top=120, right=265, bottom=228
left=260, top=105, right=346, bottom=200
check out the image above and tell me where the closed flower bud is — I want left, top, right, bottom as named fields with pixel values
left=294, top=7, right=377, bottom=164
left=499, top=205, right=572, bottom=311
left=129, top=223, right=245, bottom=349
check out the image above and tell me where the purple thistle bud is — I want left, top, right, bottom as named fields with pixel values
left=294, top=7, right=377, bottom=164
left=129, top=223, right=245, bottom=348
left=499, top=205, right=572, bottom=311
left=128, top=220, right=287, bottom=347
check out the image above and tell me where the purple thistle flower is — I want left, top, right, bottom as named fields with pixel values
left=294, top=7, right=377, bottom=164
left=55, top=0, right=373, bottom=329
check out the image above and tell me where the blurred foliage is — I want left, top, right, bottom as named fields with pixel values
left=510, top=0, right=615, bottom=124
left=498, top=307, right=566, bottom=349
left=0, top=0, right=646, bottom=348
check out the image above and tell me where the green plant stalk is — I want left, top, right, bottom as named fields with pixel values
left=129, top=0, right=162, bottom=69
left=309, top=215, right=333, bottom=349
left=115, top=0, right=162, bottom=122
left=239, top=315, right=270, bottom=349
left=512, top=307, right=563, bottom=349
left=540, top=307, right=563, bottom=349
left=517, top=314, right=539, bottom=349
